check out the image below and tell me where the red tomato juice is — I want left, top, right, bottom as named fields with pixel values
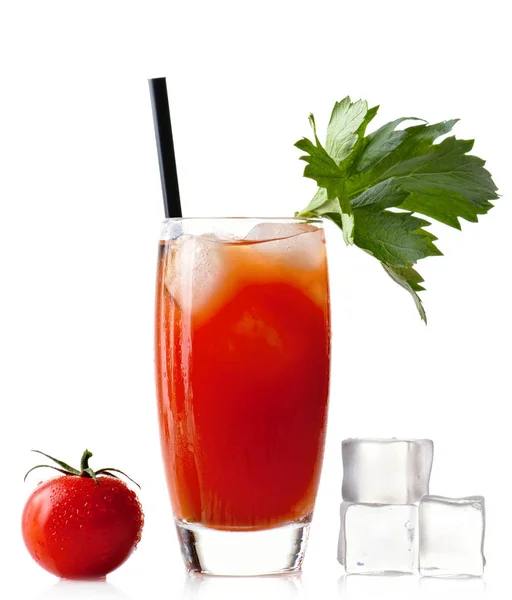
left=155, top=227, right=330, bottom=531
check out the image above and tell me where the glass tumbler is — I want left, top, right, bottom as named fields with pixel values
left=155, top=218, right=331, bottom=575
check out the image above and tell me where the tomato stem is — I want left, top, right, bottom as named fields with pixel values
left=25, top=449, right=140, bottom=488
left=80, top=449, right=93, bottom=473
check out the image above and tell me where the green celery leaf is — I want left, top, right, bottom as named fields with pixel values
left=300, top=187, right=329, bottom=214
left=386, top=264, right=426, bottom=292
left=381, top=264, right=427, bottom=323
left=353, top=209, right=442, bottom=267
left=345, top=120, right=461, bottom=196
left=399, top=187, right=490, bottom=229
left=355, top=117, right=423, bottom=173
left=351, top=178, right=409, bottom=212
left=296, top=100, right=499, bottom=321
left=325, top=97, right=369, bottom=165
left=339, top=105, right=379, bottom=175
left=395, top=139, right=498, bottom=228
left=295, top=116, right=355, bottom=244
left=295, top=114, right=346, bottom=200
left=295, top=136, right=345, bottom=200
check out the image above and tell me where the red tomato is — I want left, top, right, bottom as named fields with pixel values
left=22, top=451, right=144, bottom=578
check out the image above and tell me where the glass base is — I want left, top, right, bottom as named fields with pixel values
left=176, top=518, right=311, bottom=576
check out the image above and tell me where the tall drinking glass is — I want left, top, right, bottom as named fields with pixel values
left=155, top=218, right=331, bottom=575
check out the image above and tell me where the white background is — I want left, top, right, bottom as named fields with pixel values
left=0, top=1, right=510, bottom=599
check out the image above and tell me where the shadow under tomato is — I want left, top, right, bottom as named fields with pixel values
left=38, top=578, right=132, bottom=599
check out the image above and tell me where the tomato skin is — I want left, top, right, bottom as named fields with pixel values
left=22, top=475, right=143, bottom=578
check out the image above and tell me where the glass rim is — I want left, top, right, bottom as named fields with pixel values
left=159, top=216, right=325, bottom=242
left=161, top=216, right=323, bottom=224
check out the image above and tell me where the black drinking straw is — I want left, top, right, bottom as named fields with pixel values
left=148, top=77, right=182, bottom=218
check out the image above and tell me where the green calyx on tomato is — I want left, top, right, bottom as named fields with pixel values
left=24, top=449, right=140, bottom=487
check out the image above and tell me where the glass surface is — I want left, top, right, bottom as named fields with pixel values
left=155, top=218, right=331, bottom=575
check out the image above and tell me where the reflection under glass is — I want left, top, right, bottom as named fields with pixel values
left=182, top=572, right=302, bottom=600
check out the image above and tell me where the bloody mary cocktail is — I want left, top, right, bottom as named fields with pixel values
left=155, top=218, right=330, bottom=574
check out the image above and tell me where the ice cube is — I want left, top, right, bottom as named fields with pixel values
left=198, top=231, right=241, bottom=242
left=245, top=222, right=325, bottom=270
left=342, top=438, right=434, bottom=504
left=245, top=222, right=318, bottom=242
left=338, top=502, right=418, bottom=574
left=419, top=495, right=485, bottom=577
left=164, top=234, right=229, bottom=320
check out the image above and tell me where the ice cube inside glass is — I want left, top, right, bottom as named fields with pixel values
left=342, top=438, right=433, bottom=504
left=419, top=495, right=485, bottom=577
left=338, top=503, right=418, bottom=574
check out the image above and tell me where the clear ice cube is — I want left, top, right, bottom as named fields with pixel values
left=164, top=233, right=229, bottom=319
left=245, top=222, right=325, bottom=270
left=338, top=503, right=418, bottom=574
left=342, top=438, right=433, bottom=504
left=244, top=222, right=318, bottom=241
left=419, top=495, right=486, bottom=577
